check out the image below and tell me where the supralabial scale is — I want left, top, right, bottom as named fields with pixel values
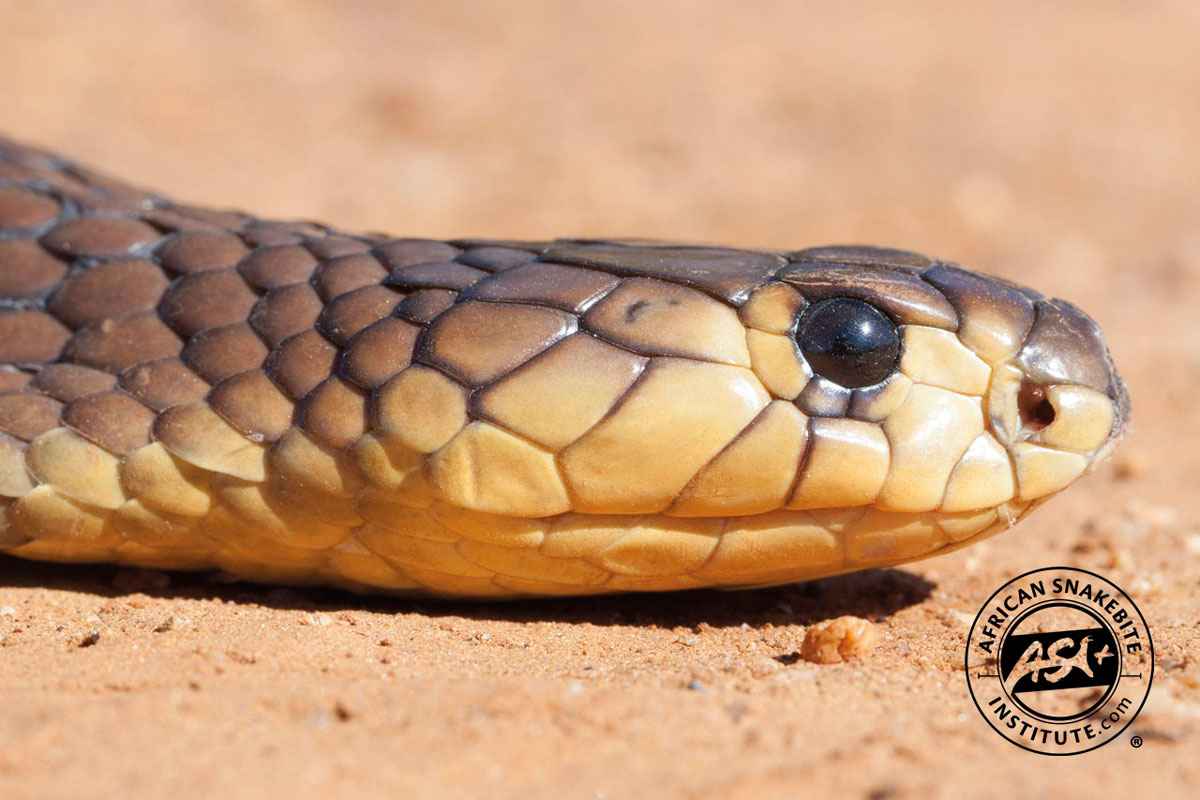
left=0, top=137, right=1129, bottom=597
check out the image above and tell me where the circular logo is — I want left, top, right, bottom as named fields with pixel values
left=965, top=566, right=1153, bottom=755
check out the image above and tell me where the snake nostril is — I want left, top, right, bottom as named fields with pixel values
left=1018, top=381, right=1056, bottom=430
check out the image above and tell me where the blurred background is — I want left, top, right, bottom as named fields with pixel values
left=2, top=1, right=1196, bottom=259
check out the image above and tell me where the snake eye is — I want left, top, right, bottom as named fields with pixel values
left=796, top=298, right=900, bottom=388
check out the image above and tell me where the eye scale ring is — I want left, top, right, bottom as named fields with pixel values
left=796, top=297, right=901, bottom=389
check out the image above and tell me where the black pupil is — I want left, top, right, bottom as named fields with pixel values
left=796, top=298, right=900, bottom=388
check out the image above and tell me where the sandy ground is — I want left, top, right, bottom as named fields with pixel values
left=1, top=1, right=1199, bottom=797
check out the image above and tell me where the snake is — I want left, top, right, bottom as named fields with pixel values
left=0, top=135, right=1129, bottom=598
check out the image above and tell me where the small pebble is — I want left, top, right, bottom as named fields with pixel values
left=800, top=616, right=879, bottom=664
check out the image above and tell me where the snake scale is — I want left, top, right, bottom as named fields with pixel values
left=0, top=136, right=1129, bottom=597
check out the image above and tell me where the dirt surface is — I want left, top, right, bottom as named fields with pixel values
left=1, top=1, right=1198, bottom=797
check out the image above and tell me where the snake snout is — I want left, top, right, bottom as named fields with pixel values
left=1014, top=297, right=1130, bottom=464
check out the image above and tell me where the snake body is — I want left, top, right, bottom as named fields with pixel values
left=0, top=137, right=1129, bottom=597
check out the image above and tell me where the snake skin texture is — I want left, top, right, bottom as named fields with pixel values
left=0, top=136, right=1129, bottom=597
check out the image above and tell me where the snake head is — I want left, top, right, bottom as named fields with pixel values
left=376, top=242, right=1127, bottom=531
left=726, top=247, right=1130, bottom=526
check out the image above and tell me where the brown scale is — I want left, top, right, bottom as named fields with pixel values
left=383, top=260, right=490, bottom=291
left=0, top=186, right=61, bottom=229
left=543, top=241, right=786, bottom=303
left=241, top=221, right=326, bottom=248
left=1018, top=300, right=1113, bottom=393
left=303, top=236, right=374, bottom=260
left=311, top=254, right=389, bottom=301
left=237, top=245, right=319, bottom=290
left=118, top=358, right=210, bottom=412
left=0, top=311, right=72, bottom=362
left=158, top=230, right=251, bottom=273
left=316, top=284, right=402, bottom=345
left=299, top=377, right=369, bottom=448
left=39, top=215, right=161, bottom=258
left=159, top=268, right=260, bottom=337
left=61, top=312, right=183, bottom=372
left=0, top=241, right=69, bottom=298
left=462, top=262, right=619, bottom=312
left=207, top=370, right=296, bottom=442
left=417, top=301, right=577, bottom=386
left=779, top=264, right=958, bottom=329
left=61, top=390, right=156, bottom=455
left=249, top=283, right=325, bottom=347
left=265, top=330, right=339, bottom=399
left=46, top=259, right=170, bottom=328
left=0, top=370, right=31, bottom=393
left=394, top=289, right=457, bottom=324
left=788, top=245, right=940, bottom=269
left=0, top=392, right=63, bottom=441
left=453, top=246, right=538, bottom=271
left=372, top=239, right=461, bottom=269
left=181, top=323, right=268, bottom=383
left=29, top=364, right=118, bottom=401
left=337, top=317, right=419, bottom=389
left=922, top=264, right=1037, bottom=364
